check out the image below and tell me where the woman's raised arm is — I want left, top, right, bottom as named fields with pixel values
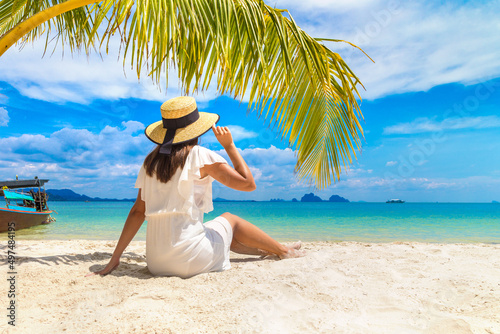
left=200, top=126, right=256, bottom=192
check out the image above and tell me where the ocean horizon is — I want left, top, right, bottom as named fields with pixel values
left=2, top=201, right=499, bottom=243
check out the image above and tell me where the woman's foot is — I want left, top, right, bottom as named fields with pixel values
left=278, top=241, right=306, bottom=259
left=259, top=241, right=303, bottom=258
left=286, top=241, right=302, bottom=251
left=279, top=248, right=306, bottom=259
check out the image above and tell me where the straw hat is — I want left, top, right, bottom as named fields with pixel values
left=145, top=96, right=219, bottom=154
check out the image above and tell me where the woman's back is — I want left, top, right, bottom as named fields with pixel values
left=136, top=145, right=232, bottom=278
left=136, top=145, right=227, bottom=220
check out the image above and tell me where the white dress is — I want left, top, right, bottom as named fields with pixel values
left=134, top=145, right=233, bottom=278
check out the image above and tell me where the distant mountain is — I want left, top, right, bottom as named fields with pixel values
left=214, top=197, right=231, bottom=202
left=493, top=200, right=499, bottom=204
left=328, top=195, right=349, bottom=203
left=46, top=189, right=93, bottom=201
left=299, top=193, right=350, bottom=202
left=301, top=193, right=323, bottom=202
left=43, top=189, right=352, bottom=203
left=213, top=197, right=257, bottom=202
left=46, top=189, right=134, bottom=202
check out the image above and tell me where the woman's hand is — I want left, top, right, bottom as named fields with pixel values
left=86, top=256, right=120, bottom=277
left=85, top=191, right=145, bottom=278
left=212, top=125, right=234, bottom=149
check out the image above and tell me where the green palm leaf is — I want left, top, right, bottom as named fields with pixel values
left=0, top=0, right=370, bottom=189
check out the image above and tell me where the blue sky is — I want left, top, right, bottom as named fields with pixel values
left=1, top=0, right=499, bottom=202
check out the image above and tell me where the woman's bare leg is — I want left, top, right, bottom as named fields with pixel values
left=230, top=239, right=268, bottom=256
left=221, top=212, right=304, bottom=259
left=231, top=239, right=302, bottom=256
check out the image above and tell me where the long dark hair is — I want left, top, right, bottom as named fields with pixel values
left=143, top=138, right=198, bottom=183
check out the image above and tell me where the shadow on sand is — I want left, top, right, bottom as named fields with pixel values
left=0, top=247, right=269, bottom=279
left=0, top=250, right=152, bottom=279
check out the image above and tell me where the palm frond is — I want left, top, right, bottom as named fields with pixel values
left=0, top=0, right=97, bottom=55
left=0, top=0, right=370, bottom=189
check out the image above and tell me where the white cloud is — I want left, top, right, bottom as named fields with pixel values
left=0, top=36, right=221, bottom=104
left=0, top=129, right=299, bottom=199
left=120, top=120, right=145, bottom=134
left=0, top=107, right=9, bottom=126
left=383, top=116, right=500, bottom=135
left=239, top=145, right=297, bottom=165
left=1, top=2, right=499, bottom=104
left=0, top=122, right=152, bottom=197
left=211, top=143, right=500, bottom=201
left=201, top=125, right=258, bottom=144
left=271, top=0, right=380, bottom=13
left=1, top=127, right=498, bottom=201
left=227, top=125, right=259, bottom=140
left=215, top=145, right=298, bottom=187
left=249, top=166, right=263, bottom=181
left=274, top=1, right=500, bottom=100
left=329, top=174, right=500, bottom=200
left=386, top=161, right=398, bottom=166
left=210, top=144, right=500, bottom=201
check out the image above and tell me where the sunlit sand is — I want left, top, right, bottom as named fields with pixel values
left=1, top=240, right=499, bottom=333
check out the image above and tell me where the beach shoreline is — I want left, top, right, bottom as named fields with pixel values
left=5, top=201, right=499, bottom=244
left=1, top=240, right=499, bottom=333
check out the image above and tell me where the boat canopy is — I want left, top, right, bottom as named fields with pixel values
left=0, top=178, right=49, bottom=189
left=0, top=178, right=49, bottom=196
left=3, top=190, right=34, bottom=201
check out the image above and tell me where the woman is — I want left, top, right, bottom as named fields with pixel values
left=92, top=96, right=304, bottom=278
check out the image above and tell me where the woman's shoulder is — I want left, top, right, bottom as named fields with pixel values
left=193, top=144, right=210, bottom=152
left=191, top=145, right=216, bottom=156
left=191, top=145, right=227, bottom=165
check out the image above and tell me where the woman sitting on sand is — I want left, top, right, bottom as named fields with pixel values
left=93, top=96, right=304, bottom=278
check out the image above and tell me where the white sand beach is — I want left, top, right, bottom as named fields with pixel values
left=1, top=240, right=499, bottom=333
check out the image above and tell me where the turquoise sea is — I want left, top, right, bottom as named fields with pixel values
left=2, top=202, right=499, bottom=243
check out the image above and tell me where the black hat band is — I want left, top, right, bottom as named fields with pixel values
left=159, top=108, right=200, bottom=155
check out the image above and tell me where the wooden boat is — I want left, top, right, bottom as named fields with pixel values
left=0, top=178, right=54, bottom=232
left=386, top=199, right=405, bottom=203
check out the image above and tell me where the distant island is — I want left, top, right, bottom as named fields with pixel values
left=301, top=193, right=323, bottom=202
left=213, top=197, right=257, bottom=202
left=300, top=193, right=349, bottom=202
left=46, top=189, right=135, bottom=202
left=493, top=200, right=499, bottom=204
left=328, top=195, right=350, bottom=203
left=41, top=189, right=349, bottom=203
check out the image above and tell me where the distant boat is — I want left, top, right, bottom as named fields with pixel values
left=386, top=199, right=405, bottom=203
left=0, top=178, right=55, bottom=233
